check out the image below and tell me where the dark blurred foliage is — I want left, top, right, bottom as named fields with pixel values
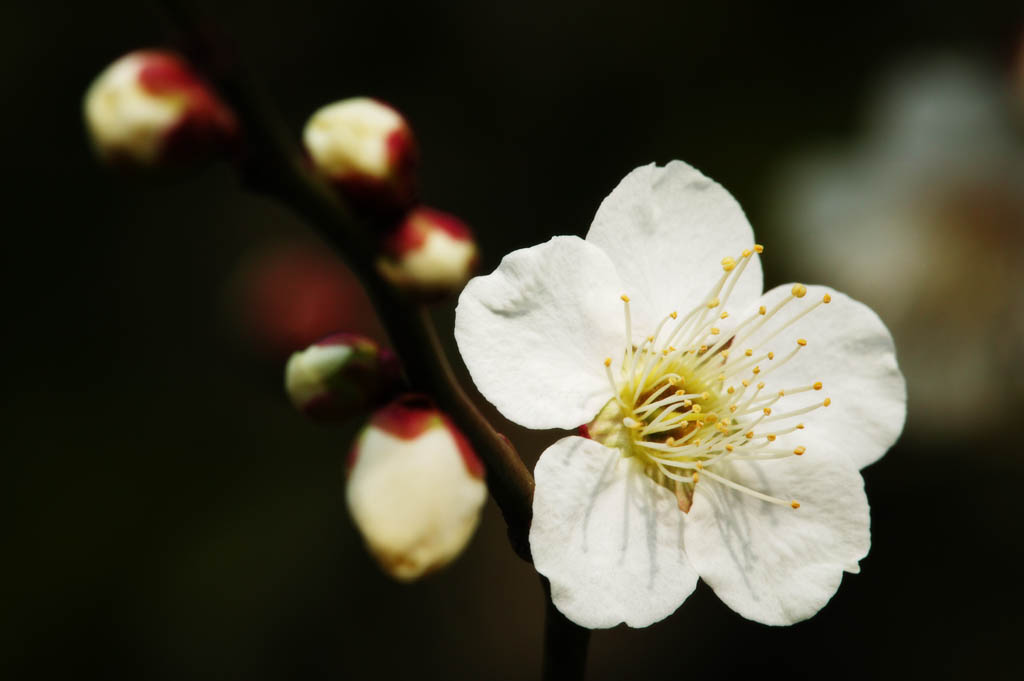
left=3, top=1, right=1022, bottom=679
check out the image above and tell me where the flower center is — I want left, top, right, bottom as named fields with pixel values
left=585, top=246, right=832, bottom=512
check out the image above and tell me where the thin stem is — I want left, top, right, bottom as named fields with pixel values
left=151, top=0, right=535, bottom=558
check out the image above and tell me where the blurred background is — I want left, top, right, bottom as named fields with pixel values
left=4, top=0, right=1022, bottom=678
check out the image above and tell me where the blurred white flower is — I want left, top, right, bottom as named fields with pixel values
left=455, top=162, right=905, bottom=628
left=347, top=396, right=486, bottom=581
left=773, top=58, right=1024, bottom=435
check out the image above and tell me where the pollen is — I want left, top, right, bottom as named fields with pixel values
left=754, top=244, right=764, bottom=253
left=593, top=244, right=836, bottom=516
left=790, top=501, right=800, bottom=509
left=823, top=293, right=832, bottom=304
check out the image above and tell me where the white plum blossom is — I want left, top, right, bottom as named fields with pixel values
left=455, top=161, right=905, bottom=628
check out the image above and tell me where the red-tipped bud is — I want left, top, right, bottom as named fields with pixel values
left=285, top=334, right=401, bottom=422
left=377, top=207, right=479, bottom=298
left=303, top=97, right=418, bottom=214
left=83, top=50, right=237, bottom=166
left=346, top=395, right=486, bottom=581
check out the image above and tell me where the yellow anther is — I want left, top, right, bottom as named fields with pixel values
left=710, top=327, right=720, bottom=335
left=647, top=336, right=654, bottom=343
left=701, top=392, right=710, bottom=400
left=696, top=421, right=704, bottom=428
left=699, top=344, right=708, bottom=353
left=792, top=283, right=807, bottom=298
left=620, top=294, right=630, bottom=302
left=767, top=434, right=777, bottom=441
left=790, top=501, right=800, bottom=509
left=729, top=405, right=737, bottom=412
left=758, top=306, right=766, bottom=315
left=797, top=423, right=805, bottom=429
left=797, top=338, right=807, bottom=346
left=721, top=256, right=736, bottom=271
left=757, top=381, right=765, bottom=389
left=813, top=381, right=823, bottom=390
left=603, top=357, right=612, bottom=367
left=692, top=404, right=702, bottom=413
left=763, top=407, right=772, bottom=415
left=745, top=349, right=753, bottom=357
left=683, top=400, right=693, bottom=407
left=666, top=437, right=675, bottom=445
left=726, top=444, right=735, bottom=452
left=745, top=431, right=754, bottom=439
left=824, top=398, right=832, bottom=407
left=727, top=386, right=735, bottom=394
left=768, top=352, right=775, bottom=360
left=778, top=390, right=785, bottom=397
left=692, top=472, right=700, bottom=483
left=720, top=311, right=729, bottom=319
left=742, top=249, right=752, bottom=258
left=823, top=293, right=832, bottom=304
left=706, top=414, right=718, bottom=424
left=754, top=244, right=764, bottom=253
left=707, top=298, right=720, bottom=309
left=669, top=346, right=676, bottom=352
left=696, top=461, right=704, bottom=470
left=675, top=389, right=685, bottom=396
left=692, top=439, right=701, bottom=446
left=741, top=379, right=750, bottom=387
left=662, top=349, right=670, bottom=355
left=670, top=311, right=678, bottom=319
left=794, top=446, right=806, bottom=455
left=752, top=366, right=761, bottom=374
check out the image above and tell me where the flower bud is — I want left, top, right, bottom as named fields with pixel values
left=285, top=334, right=401, bottom=422
left=303, top=97, right=418, bottom=214
left=346, top=396, right=486, bottom=581
left=84, top=51, right=237, bottom=166
left=377, top=207, right=479, bottom=298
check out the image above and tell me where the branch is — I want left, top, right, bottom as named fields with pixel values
left=151, top=0, right=535, bottom=557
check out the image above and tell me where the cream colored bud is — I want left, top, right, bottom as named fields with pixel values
left=303, top=97, right=417, bottom=211
left=377, top=207, right=478, bottom=298
left=285, top=333, right=401, bottom=422
left=346, top=396, right=486, bottom=581
left=83, top=50, right=236, bottom=165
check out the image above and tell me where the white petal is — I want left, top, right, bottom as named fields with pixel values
left=586, top=161, right=763, bottom=319
left=734, top=285, right=906, bottom=469
left=530, top=436, right=699, bottom=629
left=685, top=445, right=870, bottom=625
left=455, top=236, right=625, bottom=430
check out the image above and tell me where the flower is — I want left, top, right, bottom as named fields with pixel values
left=303, top=97, right=418, bottom=213
left=285, top=333, right=401, bottom=422
left=772, top=57, right=1024, bottom=437
left=347, top=395, right=487, bottom=581
left=455, top=161, right=905, bottom=628
left=83, top=50, right=236, bottom=165
left=377, top=206, right=479, bottom=298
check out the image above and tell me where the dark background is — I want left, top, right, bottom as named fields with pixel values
left=4, top=1, right=1023, bottom=679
